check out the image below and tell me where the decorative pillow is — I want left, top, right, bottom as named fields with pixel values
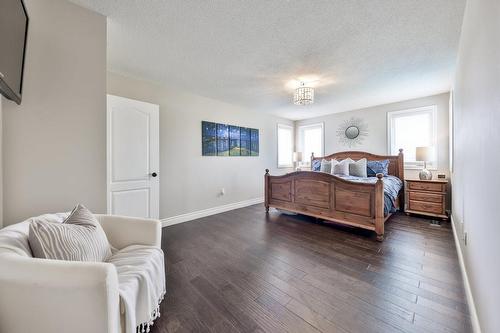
left=312, top=159, right=321, bottom=171
left=332, top=158, right=352, bottom=175
left=29, top=204, right=112, bottom=262
left=349, top=158, right=368, bottom=177
left=320, top=159, right=332, bottom=173
left=329, top=159, right=339, bottom=175
left=367, top=159, right=390, bottom=177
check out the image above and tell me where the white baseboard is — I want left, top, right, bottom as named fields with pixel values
left=161, top=197, right=264, bottom=227
left=450, top=215, right=482, bottom=333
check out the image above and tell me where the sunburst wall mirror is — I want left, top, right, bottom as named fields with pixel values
left=336, top=117, right=368, bottom=148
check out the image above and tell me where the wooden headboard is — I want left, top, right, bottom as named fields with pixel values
left=311, top=149, right=404, bottom=180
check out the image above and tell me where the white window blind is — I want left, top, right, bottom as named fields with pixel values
left=277, top=124, right=293, bottom=168
left=388, top=106, right=437, bottom=169
left=298, top=123, right=324, bottom=166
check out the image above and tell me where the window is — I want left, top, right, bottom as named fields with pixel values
left=388, top=106, right=437, bottom=169
left=277, top=124, right=293, bottom=168
left=298, top=123, right=324, bottom=166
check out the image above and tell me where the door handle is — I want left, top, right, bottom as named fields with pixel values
left=151, top=172, right=158, bottom=177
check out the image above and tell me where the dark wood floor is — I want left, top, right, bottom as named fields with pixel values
left=152, top=204, right=472, bottom=333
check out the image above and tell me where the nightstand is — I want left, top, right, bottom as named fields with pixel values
left=405, top=179, right=448, bottom=220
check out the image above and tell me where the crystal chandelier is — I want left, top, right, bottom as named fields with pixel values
left=293, top=82, right=314, bottom=105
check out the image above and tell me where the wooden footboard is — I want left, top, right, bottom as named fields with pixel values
left=265, top=171, right=387, bottom=241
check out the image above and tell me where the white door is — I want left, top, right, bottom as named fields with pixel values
left=107, top=95, right=159, bottom=219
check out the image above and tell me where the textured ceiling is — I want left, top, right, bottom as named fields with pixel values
left=69, top=0, right=465, bottom=120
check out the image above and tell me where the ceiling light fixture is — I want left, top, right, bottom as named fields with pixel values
left=293, top=82, right=314, bottom=105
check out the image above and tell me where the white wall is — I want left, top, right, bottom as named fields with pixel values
left=2, top=0, right=107, bottom=225
left=107, top=72, right=293, bottom=220
left=295, top=93, right=450, bottom=179
left=452, top=0, right=500, bottom=332
left=0, top=97, right=3, bottom=228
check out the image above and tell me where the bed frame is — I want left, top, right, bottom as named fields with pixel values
left=264, top=149, right=404, bottom=241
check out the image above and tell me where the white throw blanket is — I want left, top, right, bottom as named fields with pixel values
left=107, top=245, right=166, bottom=333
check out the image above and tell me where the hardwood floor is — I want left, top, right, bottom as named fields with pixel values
left=152, top=204, right=471, bottom=333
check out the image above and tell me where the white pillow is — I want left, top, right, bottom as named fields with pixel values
left=333, top=158, right=352, bottom=175
left=330, top=159, right=339, bottom=175
left=349, top=158, right=368, bottom=177
left=320, top=159, right=332, bottom=173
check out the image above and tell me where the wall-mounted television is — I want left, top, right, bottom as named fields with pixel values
left=0, top=0, right=29, bottom=105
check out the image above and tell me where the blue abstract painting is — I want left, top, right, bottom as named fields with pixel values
left=240, top=127, right=251, bottom=156
left=216, top=124, right=229, bottom=156
left=201, top=121, right=216, bottom=156
left=202, top=121, right=259, bottom=157
left=250, top=129, right=259, bottom=156
left=229, top=125, right=240, bottom=156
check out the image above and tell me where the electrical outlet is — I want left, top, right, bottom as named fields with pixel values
left=437, top=174, right=446, bottom=179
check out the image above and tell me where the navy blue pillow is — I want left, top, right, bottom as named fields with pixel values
left=367, top=159, right=390, bottom=177
left=312, top=159, right=321, bottom=171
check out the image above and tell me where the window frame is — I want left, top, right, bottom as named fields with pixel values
left=297, top=122, right=325, bottom=167
left=277, top=123, right=294, bottom=168
left=387, top=106, right=438, bottom=170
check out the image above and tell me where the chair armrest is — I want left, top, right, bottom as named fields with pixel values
left=95, top=214, right=162, bottom=249
left=0, top=255, right=120, bottom=333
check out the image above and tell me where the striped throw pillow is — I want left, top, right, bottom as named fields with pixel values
left=29, top=204, right=112, bottom=262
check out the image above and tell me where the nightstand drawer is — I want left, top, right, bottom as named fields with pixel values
left=408, top=191, right=443, bottom=203
left=408, top=200, right=444, bottom=215
left=407, top=181, right=444, bottom=192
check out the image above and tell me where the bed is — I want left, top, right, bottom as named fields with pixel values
left=264, top=150, right=404, bottom=241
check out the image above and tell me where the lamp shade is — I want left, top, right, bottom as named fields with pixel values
left=415, top=146, right=431, bottom=161
left=293, top=152, right=303, bottom=162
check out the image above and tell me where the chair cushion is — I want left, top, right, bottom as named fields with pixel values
left=29, top=204, right=112, bottom=262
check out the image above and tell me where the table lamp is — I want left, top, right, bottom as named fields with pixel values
left=416, top=146, right=432, bottom=180
left=293, top=152, right=303, bottom=171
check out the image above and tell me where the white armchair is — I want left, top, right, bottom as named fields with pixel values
left=0, top=214, right=162, bottom=333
